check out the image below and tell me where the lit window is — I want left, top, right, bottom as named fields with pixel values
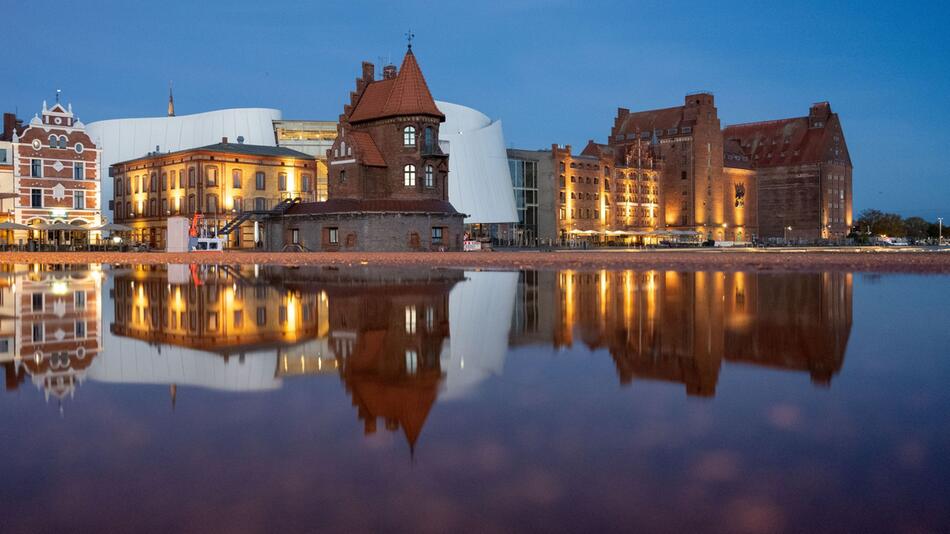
left=232, top=169, right=242, bottom=188
left=328, top=227, right=339, bottom=244
left=403, top=126, right=416, bottom=146
left=403, top=164, right=416, bottom=187
left=405, top=305, right=417, bottom=334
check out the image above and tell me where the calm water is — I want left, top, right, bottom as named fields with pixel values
left=0, top=264, right=948, bottom=533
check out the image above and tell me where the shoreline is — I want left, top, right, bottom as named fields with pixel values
left=1, top=248, right=949, bottom=273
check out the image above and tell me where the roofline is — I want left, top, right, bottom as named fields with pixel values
left=111, top=144, right=315, bottom=168
left=723, top=114, right=825, bottom=130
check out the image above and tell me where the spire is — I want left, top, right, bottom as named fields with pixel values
left=379, top=47, right=444, bottom=120
left=167, top=81, right=175, bottom=117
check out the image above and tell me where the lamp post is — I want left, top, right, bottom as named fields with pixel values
left=784, top=226, right=792, bottom=244
left=939, top=217, right=944, bottom=246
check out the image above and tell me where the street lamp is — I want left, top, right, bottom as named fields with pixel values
left=939, top=217, right=944, bottom=246
left=784, top=225, right=792, bottom=244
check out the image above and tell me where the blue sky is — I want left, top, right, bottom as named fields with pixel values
left=5, top=0, right=949, bottom=219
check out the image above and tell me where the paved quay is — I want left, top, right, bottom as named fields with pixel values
left=1, top=248, right=949, bottom=273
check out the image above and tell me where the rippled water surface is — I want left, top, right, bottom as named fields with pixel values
left=0, top=264, right=948, bottom=533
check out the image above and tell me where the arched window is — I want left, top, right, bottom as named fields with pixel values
left=339, top=169, right=346, bottom=184
left=59, top=136, right=68, bottom=148
left=48, top=135, right=58, bottom=148
left=403, top=126, right=416, bottom=147
left=403, top=164, right=416, bottom=187
left=424, top=165, right=434, bottom=188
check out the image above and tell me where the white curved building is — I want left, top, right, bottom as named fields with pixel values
left=436, top=101, right=517, bottom=225
left=87, top=108, right=282, bottom=219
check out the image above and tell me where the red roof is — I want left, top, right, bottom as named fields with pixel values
left=286, top=198, right=461, bottom=216
left=614, top=105, right=688, bottom=139
left=348, top=131, right=386, bottom=167
left=722, top=115, right=848, bottom=168
left=348, top=50, right=445, bottom=123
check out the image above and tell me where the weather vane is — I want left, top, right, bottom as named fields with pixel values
left=405, top=28, right=414, bottom=50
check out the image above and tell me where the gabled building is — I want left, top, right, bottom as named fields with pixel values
left=11, top=99, right=102, bottom=245
left=263, top=47, right=464, bottom=251
left=723, top=102, right=852, bottom=241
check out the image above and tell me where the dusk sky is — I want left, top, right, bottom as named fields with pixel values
left=6, top=0, right=949, bottom=219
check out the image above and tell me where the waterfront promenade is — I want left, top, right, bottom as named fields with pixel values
left=1, top=247, right=949, bottom=273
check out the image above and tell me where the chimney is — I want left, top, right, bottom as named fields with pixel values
left=361, top=61, right=375, bottom=81
left=222, top=136, right=228, bottom=144
left=382, top=64, right=397, bottom=80
left=1, top=112, right=22, bottom=142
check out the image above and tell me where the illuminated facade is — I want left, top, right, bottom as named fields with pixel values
left=10, top=100, right=102, bottom=244
left=512, top=269, right=853, bottom=396
left=0, top=265, right=102, bottom=402
left=111, top=141, right=315, bottom=248
left=273, top=120, right=336, bottom=201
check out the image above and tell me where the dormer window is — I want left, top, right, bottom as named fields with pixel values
left=403, top=126, right=416, bottom=147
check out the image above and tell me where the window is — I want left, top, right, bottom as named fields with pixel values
left=339, top=170, right=346, bottom=184
left=301, top=175, right=311, bottom=192
left=206, top=194, right=218, bottom=213
left=74, top=290, right=86, bottom=310
left=278, top=172, right=287, bottom=191
left=32, top=293, right=43, bottom=311
left=116, top=178, right=123, bottom=195
left=150, top=173, right=157, bottom=192
left=48, top=135, right=57, bottom=148
left=289, top=228, right=300, bottom=244
left=255, top=171, right=265, bottom=190
left=405, top=305, right=417, bottom=334
left=233, top=310, right=244, bottom=328
left=256, top=307, right=267, bottom=326
left=161, top=172, right=167, bottom=190
left=206, top=167, right=217, bottom=186
left=431, top=226, right=444, bottom=243
left=169, top=170, right=176, bottom=189
left=32, top=323, right=43, bottom=342
left=73, top=162, right=84, bottom=180
left=178, top=170, right=185, bottom=189
left=73, top=191, right=85, bottom=209
left=31, top=159, right=42, bottom=177
left=75, top=321, right=86, bottom=339
left=149, top=198, right=156, bottom=216
left=233, top=196, right=243, bottom=212
left=174, top=197, right=181, bottom=213
left=0, top=148, right=6, bottom=163
left=254, top=197, right=266, bottom=211
left=187, top=194, right=196, bottom=214
left=328, top=227, right=339, bottom=244
left=403, top=164, right=416, bottom=187
left=187, top=167, right=195, bottom=187
left=424, top=165, right=434, bottom=187
left=681, top=171, right=687, bottom=180
left=424, top=127, right=434, bottom=152
left=232, top=169, right=242, bottom=188
left=31, top=189, right=42, bottom=208
left=161, top=198, right=168, bottom=214
left=403, top=125, right=416, bottom=146
left=59, top=135, right=67, bottom=148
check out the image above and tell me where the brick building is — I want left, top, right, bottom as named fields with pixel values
left=723, top=102, right=852, bottom=241
left=263, top=47, right=465, bottom=252
left=111, top=141, right=315, bottom=248
left=10, top=100, right=102, bottom=245
left=518, top=95, right=849, bottom=245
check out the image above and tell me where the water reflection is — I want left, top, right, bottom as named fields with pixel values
left=512, top=270, right=852, bottom=396
left=1, top=264, right=853, bottom=445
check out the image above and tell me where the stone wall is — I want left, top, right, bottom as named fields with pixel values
left=264, top=212, right=464, bottom=252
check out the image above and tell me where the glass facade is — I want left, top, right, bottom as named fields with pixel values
left=508, top=158, right=539, bottom=242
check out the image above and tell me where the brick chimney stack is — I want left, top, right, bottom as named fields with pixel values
left=382, top=64, right=397, bottom=80
left=1, top=112, right=22, bottom=142
left=362, top=61, right=375, bottom=81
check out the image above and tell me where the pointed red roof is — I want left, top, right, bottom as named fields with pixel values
left=348, top=49, right=445, bottom=123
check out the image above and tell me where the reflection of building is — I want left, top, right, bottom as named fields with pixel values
left=266, top=266, right=462, bottom=449
left=0, top=265, right=103, bottom=402
left=111, top=142, right=315, bottom=248
left=511, top=269, right=853, bottom=396
left=11, top=99, right=102, bottom=244
left=110, top=265, right=320, bottom=354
